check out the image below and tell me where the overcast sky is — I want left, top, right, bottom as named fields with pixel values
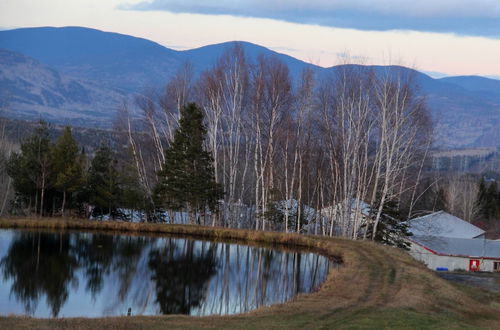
left=1, top=0, right=500, bottom=77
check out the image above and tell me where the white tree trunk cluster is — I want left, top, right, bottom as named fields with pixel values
left=118, top=46, right=433, bottom=239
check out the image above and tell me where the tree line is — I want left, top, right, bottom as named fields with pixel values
left=409, top=173, right=500, bottom=234
left=114, top=45, right=433, bottom=243
left=5, top=44, right=438, bottom=245
left=7, top=104, right=220, bottom=223
left=7, top=123, right=143, bottom=219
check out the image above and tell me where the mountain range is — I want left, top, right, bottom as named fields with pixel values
left=0, top=26, right=499, bottom=148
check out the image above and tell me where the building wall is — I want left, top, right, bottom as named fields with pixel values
left=409, top=243, right=498, bottom=272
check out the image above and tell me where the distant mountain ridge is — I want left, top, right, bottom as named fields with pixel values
left=0, top=26, right=499, bottom=148
left=439, top=76, right=500, bottom=96
left=0, top=26, right=314, bottom=92
left=0, top=48, right=124, bottom=127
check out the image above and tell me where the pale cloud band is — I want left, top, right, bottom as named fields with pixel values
left=122, top=0, right=500, bottom=37
left=1, top=0, right=499, bottom=77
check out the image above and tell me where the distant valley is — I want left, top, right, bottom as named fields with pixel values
left=0, top=26, right=499, bottom=148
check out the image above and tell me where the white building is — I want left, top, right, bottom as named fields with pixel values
left=407, top=211, right=485, bottom=239
left=407, top=211, right=499, bottom=272
left=409, top=235, right=500, bottom=272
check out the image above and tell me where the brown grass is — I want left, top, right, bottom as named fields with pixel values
left=0, top=217, right=499, bottom=329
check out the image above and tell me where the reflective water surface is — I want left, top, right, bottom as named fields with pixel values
left=0, top=229, right=332, bottom=318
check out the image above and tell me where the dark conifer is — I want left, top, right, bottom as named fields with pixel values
left=118, top=150, right=147, bottom=221
left=155, top=103, right=223, bottom=224
left=485, top=181, right=499, bottom=220
left=87, top=146, right=121, bottom=219
left=52, top=126, right=85, bottom=216
left=7, top=121, right=53, bottom=216
left=364, top=197, right=412, bottom=250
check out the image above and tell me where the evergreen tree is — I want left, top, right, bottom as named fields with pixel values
left=263, top=188, right=284, bottom=229
left=497, top=184, right=500, bottom=219
left=52, top=127, right=85, bottom=216
left=155, top=103, right=223, bottom=224
left=477, top=177, right=488, bottom=219
left=485, top=181, right=499, bottom=220
left=7, top=121, right=54, bottom=216
left=364, top=197, right=412, bottom=250
left=86, top=146, right=121, bottom=219
left=478, top=177, right=487, bottom=200
left=117, top=151, right=147, bottom=221
left=432, top=187, right=447, bottom=212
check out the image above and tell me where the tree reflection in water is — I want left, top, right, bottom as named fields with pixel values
left=0, top=230, right=332, bottom=317
left=0, top=231, right=78, bottom=317
left=148, top=239, right=217, bottom=314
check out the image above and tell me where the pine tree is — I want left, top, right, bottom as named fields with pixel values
left=7, top=121, right=53, bottom=217
left=263, top=188, right=284, bottom=228
left=496, top=184, right=500, bottom=219
left=364, top=197, right=412, bottom=250
left=155, top=103, right=223, bottom=224
left=52, top=127, right=85, bottom=216
left=485, top=181, right=499, bottom=220
left=433, top=187, right=447, bottom=212
left=477, top=177, right=487, bottom=218
left=87, top=146, right=121, bottom=219
left=118, top=150, right=147, bottom=221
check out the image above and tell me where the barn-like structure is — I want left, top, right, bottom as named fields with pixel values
left=407, top=211, right=500, bottom=272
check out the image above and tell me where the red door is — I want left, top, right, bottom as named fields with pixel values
left=469, top=259, right=480, bottom=271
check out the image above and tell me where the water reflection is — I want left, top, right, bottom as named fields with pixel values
left=149, top=240, right=217, bottom=314
left=0, top=230, right=332, bottom=318
left=1, top=232, right=78, bottom=317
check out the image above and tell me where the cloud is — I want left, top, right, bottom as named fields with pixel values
left=2, top=0, right=499, bottom=76
left=120, top=0, right=500, bottom=37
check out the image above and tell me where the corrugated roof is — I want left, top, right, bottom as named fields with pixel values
left=411, top=235, right=500, bottom=259
left=407, top=211, right=485, bottom=238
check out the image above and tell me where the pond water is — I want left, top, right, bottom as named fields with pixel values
left=0, top=229, right=333, bottom=318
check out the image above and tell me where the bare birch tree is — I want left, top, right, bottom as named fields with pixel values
left=438, top=174, right=481, bottom=222
left=250, top=56, right=292, bottom=230
left=111, top=46, right=433, bottom=236
left=198, top=45, right=252, bottom=227
left=282, top=69, right=315, bottom=232
left=368, top=68, right=431, bottom=240
left=319, top=65, right=374, bottom=238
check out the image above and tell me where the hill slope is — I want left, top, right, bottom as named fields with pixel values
left=0, top=48, right=124, bottom=126
left=440, top=75, right=500, bottom=95
left=0, top=26, right=180, bottom=92
left=181, top=40, right=319, bottom=80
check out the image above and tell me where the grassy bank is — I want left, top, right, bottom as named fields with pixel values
left=1, top=217, right=499, bottom=329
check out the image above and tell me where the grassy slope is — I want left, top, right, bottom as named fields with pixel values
left=0, top=218, right=499, bottom=329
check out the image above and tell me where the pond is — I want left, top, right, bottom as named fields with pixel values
left=0, top=229, right=333, bottom=318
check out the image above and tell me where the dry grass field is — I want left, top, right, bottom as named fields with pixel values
left=1, top=218, right=499, bottom=329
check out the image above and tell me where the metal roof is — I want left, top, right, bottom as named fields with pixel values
left=411, top=235, right=500, bottom=259
left=407, top=211, right=485, bottom=239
